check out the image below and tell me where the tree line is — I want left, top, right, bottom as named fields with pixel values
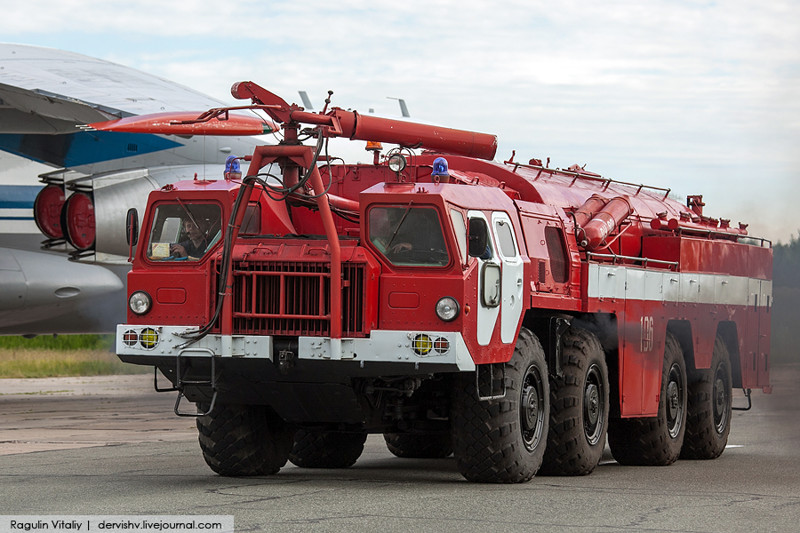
left=771, top=233, right=798, bottom=364
left=774, top=232, right=800, bottom=289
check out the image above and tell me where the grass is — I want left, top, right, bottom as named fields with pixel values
left=0, top=334, right=114, bottom=351
left=0, top=334, right=149, bottom=378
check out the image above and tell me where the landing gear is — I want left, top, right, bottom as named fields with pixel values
left=681, top=335, right=733, bottom=459
left=609, top=332, right=687, bottom=466
left=451, top=328, right=549, bottom=483
left=541, top=327, right=609, bottom=475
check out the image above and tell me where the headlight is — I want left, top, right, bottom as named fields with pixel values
left=435, top=296, right=460, bottom=322
left=129, top=291, right=152, bottom=315
left=412, top=334, right=433, bottom=355
left=387, top=153, right=407, bottom=173
left=139, top=327, right=159, bottom=349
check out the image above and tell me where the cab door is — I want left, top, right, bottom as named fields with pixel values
left=492, top=212, right=524, bottom=343
left=469, top=210, right=500, bottom=346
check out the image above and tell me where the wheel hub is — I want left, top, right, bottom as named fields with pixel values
left=520, top=364, right=545, bottom=452
left=585, top=384, right=599, bottom=425
left=713, top=369, right=729, bottom=434
left=714, top=378, right=726, bottom=411
left=665, top=363, right=684, bottom=439
left=583, top=364, right=605, bottom=446
left=522, top=384, right=540, bottom=430
left=667, top=381, right=680, bottom=416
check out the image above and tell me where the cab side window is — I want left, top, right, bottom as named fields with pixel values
left=468, top=217, right=493, bottom=260
left=494, top=219, right=517, bottom=258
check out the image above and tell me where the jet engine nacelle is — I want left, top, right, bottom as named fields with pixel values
left=33, top=165, right=225, bottom=262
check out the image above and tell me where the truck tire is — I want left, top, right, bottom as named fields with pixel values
left=608, top=332, right=687, bottom=466
left=681, top=335, right=732, bottom=459
left=540, top=326, right=609, bottom=476
left=196, top=403, right=294, bottom=476
left=384, top=432, right=453, bottom=458
left=451, top=327, right=549, bottom=483
left=288, top=429, right=367, bottom=468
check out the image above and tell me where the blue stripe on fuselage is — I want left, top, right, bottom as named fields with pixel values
left=0, top=185, right=43, bottom=209
left=0, top=131, right=182, bottom=168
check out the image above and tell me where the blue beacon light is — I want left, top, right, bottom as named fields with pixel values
left=224, top=155, right=242, bottom=179
left=432, top=157, right=450, bottom=181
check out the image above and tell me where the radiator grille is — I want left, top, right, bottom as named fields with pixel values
left=215, top=260, right=366, bottom=337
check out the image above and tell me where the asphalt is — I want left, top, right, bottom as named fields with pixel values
left=1, top=365, right=799, bottom=532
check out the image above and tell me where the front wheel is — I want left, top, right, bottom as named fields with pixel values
left=197, top=403, right=295, bottom=476
left=451, top=328, right=549, bottom=483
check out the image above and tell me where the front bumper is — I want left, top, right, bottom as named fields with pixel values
left=115, top=325, right=475, bottom=371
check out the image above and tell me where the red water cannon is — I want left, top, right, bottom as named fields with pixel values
left=229, top=81, right=498, bottom=160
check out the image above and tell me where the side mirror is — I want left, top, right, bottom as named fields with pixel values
left=126, top=208, right=139, bottom=246
left=468, top=218, right=489, bottom=257
left=481, top=263, right=501, bottom=307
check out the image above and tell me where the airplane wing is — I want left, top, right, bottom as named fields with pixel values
left=0, top=43, right=229, bottom=135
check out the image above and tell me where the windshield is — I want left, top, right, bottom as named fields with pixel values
left=146, top=202, right=222, bottom=261
left=368, top=206, right=449, bottom=267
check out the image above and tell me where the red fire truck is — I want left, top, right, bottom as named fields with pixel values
left=115, top=82, right=772, bottom=483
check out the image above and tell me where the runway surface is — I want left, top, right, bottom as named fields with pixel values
left=1, top=365, right=798, bottom=532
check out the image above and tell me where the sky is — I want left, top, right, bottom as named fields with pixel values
left=2, top=0, right=798, bottom=242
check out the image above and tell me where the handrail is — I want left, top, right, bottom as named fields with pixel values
left=505, top=161, right=671, bottom=199
left=585, top=251, right=679, bottom=270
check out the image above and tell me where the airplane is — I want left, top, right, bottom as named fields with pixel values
left=0, top=43, right=269, bottom=335
left=0, top=43, right=414, bottom=336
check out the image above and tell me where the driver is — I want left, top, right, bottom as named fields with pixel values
left=371, top=208, right=415, bottom=254
left=371, top=208, right=445, bottom=258
left=170, top=218, right=209, bottom=258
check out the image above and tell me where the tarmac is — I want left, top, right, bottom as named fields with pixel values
left=1, top=365, right=799, bottom=531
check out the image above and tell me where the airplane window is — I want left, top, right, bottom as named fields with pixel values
left=146, top=203, right=222, bottom=261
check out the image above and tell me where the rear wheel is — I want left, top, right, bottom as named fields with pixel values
left=681, top=335, right=733, bottom=459
left=197, top=403, right=294, bottom=476
left=289, top=429, right=367, bottom=468
left=384, top=432, right=453, bottom=458
left=451, top=327, right=549, bottom=483
left=541, top=327, right=609, bottom=475
left=608, top=332, right=687, bottom=466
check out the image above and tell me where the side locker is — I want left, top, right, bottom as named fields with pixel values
left=757, top=279, right=772, bottom=388
left=744, top=278, right=761, bottom=388
left=597, top=264, right=626, bottom=303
